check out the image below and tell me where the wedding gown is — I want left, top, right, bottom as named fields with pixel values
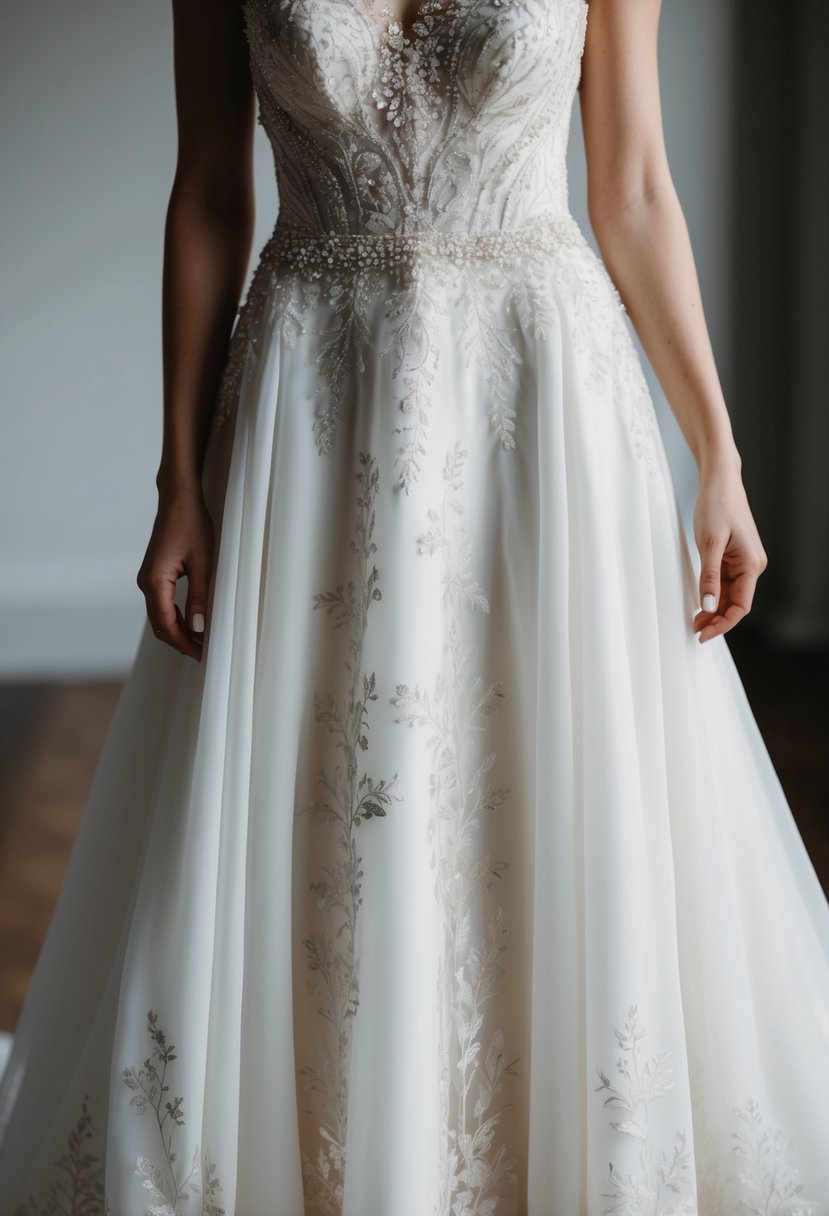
left=2, top=0, right=828, bottom=1212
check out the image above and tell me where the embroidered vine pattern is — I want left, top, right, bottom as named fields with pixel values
left=596, top=1008, right=819, bottom=1216
left=10, top=0, right=806, bottom=1201
left=729, top=1099, right=817, bottom=1216
left=594, top=1005, right=696, bottom=1216
left=207, top=0, right=666, bottom=494
left=384, top=267, right=445, bottom=492
left=11, top=1001, right=820, bottom=1212
left=296, top=451, right=401, bottom=1213
left=12, top=1096, right=107, bottom=1216
left=370, top=0, right=454, bottom=165
left=609, top=296, right=660, bottom=478
left=121, top=1010, right=226, bottom=1216
left=391, top=441, right=520, bottom=1214
left=211, top=213, right=660, bottom=491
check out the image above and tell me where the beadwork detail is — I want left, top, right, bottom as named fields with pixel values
left=391, top=441, right=520, bottom=1212
left=251, top=214, right=582, bottom=277
left=210, top=0, right=661, bottom=488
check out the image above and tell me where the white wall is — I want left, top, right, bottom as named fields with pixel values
left=0, top=0, right=731, bottom=678
left=0, top=0, right=279, bottom=678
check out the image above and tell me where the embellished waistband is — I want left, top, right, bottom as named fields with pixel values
left=258, top=214, right=583, bottom=276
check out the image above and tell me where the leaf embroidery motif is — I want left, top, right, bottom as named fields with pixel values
left=296, top=451, right=401, bottom=1214
left=12, top=1096, right=107, bottom=1216
left=391, top=440, right=520, bottom=1215
left=595, top=1008, right=820, bottom=1216
left=208, top=0, right=658, bottom=492
left=121, top=1010, right=227, bottom=1216
left=730, top=1098, right=817, bottom=1216
left=594, top=1005, right=696, bottom=1216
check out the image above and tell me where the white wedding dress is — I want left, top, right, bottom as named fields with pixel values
left=1, top=0, right=828, bottom=1212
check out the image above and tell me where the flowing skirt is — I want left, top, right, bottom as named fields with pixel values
left=1, top=233, right=828, bottom=1216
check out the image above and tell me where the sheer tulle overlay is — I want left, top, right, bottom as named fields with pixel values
left=1, top=0, right=828, bottom=1212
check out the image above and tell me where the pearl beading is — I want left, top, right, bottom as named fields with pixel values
left=258, top=214, right=583, bottom=278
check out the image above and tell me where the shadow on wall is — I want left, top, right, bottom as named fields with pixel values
left=730, top=0, right=829, bottom=647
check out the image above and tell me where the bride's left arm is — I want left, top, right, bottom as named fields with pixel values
left=578, top=0, right=768, bottom=644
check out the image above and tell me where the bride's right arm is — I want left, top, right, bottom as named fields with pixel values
left=137, top=0, right=256, bottom=660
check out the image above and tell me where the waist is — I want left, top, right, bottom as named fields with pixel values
left=259, top=214, right=584, bottom=277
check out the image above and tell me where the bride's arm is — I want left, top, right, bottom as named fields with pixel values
left=579, top=0, right=768, bottom=644
left=137, top=0, right=256, bottom=660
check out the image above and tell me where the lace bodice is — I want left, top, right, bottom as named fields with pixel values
left=242, top=0, right=588, bottom=236
left=216, top=0, right=660, bottom=493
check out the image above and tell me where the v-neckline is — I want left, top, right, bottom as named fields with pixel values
left=351, top=0, right=448, bottom=47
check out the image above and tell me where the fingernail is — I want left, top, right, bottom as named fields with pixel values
left=702, top=594, right=716, bottom=613
left=192, top=612, right=205, bottom=633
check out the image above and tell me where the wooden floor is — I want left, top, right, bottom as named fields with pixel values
left=0, top=630, right=827, bottom=1036
left=0, top=682, right=123, bottom=1032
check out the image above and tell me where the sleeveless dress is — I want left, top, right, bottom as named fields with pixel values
left=1, top=0, right=828, bottom=1212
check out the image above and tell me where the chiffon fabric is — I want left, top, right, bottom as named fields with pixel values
left=1, top=0, right=828, bottom=1212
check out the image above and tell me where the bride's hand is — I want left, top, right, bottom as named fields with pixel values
left=692, top=460, right=768, bottom=644
left=136, top=490, right=215, bottom=661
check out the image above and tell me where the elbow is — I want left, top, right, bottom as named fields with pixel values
left=171, top=152, right=255, bottom=228
left=587, top=169, right=678, bottom=247
left=169, top=173, right=255, bottom=239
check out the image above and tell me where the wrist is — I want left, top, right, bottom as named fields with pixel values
left=697, top=443, right=742, bottom=483
left=155, top=463, right=204, bottom=504
left=691, top=421, right=742, bottom=477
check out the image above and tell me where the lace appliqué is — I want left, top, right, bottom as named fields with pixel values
left=722, top=1099, right=817, bottom=1216
left=211, top=0, right=662, bottom=485
left=696, top=1103, right=821, bottom=1216
left=13, top=1013, right=226, bottom=1216
left=595, top=1005, right=696, bottom=1215
left=609, top=297, right=661, bottom=479
left=296, top=452, right=402, bottom=1213
left=122, top=1010, right=227, bottom=1216
left=596, top=1007, right=820, bottom=1216
left=391, top=441, right=520, bottom=1214
left=12, top=1096, right=108, bottom=1216
left=209, top=0, right=611, bottom=492
left=211, top=214, right=657, bottom=492
left=371, top=0, right=452, bottom=138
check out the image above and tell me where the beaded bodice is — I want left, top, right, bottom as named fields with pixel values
left=242, top=0, right=588, bottom=237
left=216, top=0, right=660, bottom=494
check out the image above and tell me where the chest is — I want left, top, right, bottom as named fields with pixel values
left=243, top=0, right=587, bottom=125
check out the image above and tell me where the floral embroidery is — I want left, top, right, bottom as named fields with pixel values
left=609, top=298, right=660, bottom=478
left=237, top=0, right=588, bottom=235
left=370, top=0, right=453, bottom=139
left=12, top=1096, right=107, bottom=1216
left=386, top=267, right=445, bottom=490
left=296, top=452, right=401, bottom=1213
left=594, top=1005, right=696, bottom=1215
left=391, top=441, right=520, bottom=1214
left=211, top=0, right=627, bottom=493
left=122, top=1010, right=226, bottom=1216
left=207, top=0, right=663, bottom=484
left=211, top=211, right=657, bottom=490
left=729, top=1098, right=817, bottom=1216
left=596, top=1008, right=820, bottom=1216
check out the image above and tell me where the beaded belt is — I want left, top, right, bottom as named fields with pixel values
left=258, top=214, right=582, bottom=276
